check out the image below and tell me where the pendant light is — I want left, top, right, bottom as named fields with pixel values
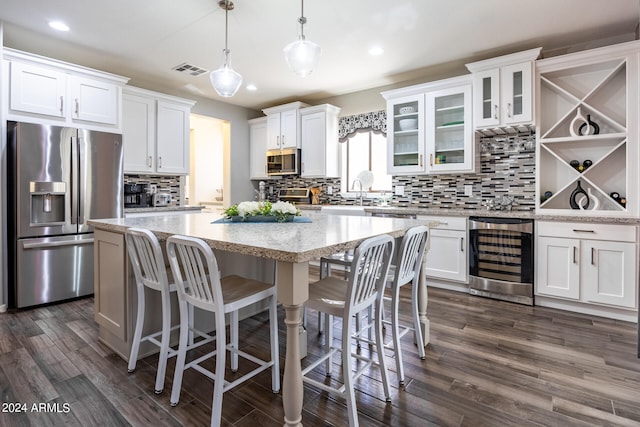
left=210, top=0, right=242, bottom=97
left=283, top=0, right=321, bottom=77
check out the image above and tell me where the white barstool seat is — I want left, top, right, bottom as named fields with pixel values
left=303, top=234, right=394, bottom=427
left=382, top=225, right=429, bottom=386
left=166, top=235, right=280, bottom=427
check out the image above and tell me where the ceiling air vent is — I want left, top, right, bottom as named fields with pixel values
left=172, top=63, right=209, bottom=77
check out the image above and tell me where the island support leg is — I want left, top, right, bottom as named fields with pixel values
left=277, top=261, right=309, bottom=427
left=418, top=251, right=430, bottom=346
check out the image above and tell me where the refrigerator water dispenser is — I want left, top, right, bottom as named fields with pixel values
left=30, top=181, right=66, bottom=226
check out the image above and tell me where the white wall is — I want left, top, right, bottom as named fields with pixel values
left=189, top=114, right=224, bottom=205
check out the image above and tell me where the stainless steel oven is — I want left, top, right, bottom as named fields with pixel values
left=468, top=216, right=534, bottom=305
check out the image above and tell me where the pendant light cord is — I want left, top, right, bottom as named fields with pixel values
left=224, top=0, right=229, bottom=54
left=298, top=0, right=306, bottom=39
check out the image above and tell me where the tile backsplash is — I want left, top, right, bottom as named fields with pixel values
left=124, top=174, right=182, bottom=207
left=262, top=133, right=536, bottom=211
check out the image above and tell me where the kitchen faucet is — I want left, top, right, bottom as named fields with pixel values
left=352, top=178, right=363, bottom=206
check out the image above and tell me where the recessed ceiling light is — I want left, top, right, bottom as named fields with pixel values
left=368, top=46, right=384, bottom=56
left=246, top=84, right=257, bottom=91
left=49, top=21, right=70, bottom=32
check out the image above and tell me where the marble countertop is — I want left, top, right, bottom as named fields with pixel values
left=89, top=212, right=424, bottom=263
left=296, top=204, right=640, bottom=224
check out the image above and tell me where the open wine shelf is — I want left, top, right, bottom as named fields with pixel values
left=536, top=44, right=639, bottom=216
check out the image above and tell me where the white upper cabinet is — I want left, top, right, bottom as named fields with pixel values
left=466, top=48, right=541, bottom=129
left=68, top=75, right=119, bottom=124
left=382, top=74, right=474, bottom=174
left=263, top=101, right=309, bottom=150
left=384, top=93, right=426, bottom=174
left=249, top=117, right=269, bottom=180
left=122, top=87, right=195, bottom=175
left=425, top=83, right=474, bottom=173
left=300, top=104, right=341, bottom=178
left=536, top=41, right=640, bottom=217
left=4, top=48, right=128, bottom=131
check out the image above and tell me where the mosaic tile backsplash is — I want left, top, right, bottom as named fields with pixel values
left=124, top=174, right=182, bottom=208
left=262, top=134, right=536, bottom=211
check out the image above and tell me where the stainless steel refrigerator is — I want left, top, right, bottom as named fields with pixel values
left=7, top=121, right=123, bottom=308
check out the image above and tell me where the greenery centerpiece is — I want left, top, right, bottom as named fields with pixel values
left=223, top=200, right=301, bottom=222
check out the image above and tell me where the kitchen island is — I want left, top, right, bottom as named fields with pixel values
left=88, top=211, right=425, bottom=427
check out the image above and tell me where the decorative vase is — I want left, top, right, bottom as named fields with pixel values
left=578, top=115, right=600, bottom=136
left=569, top=180, right=589, bottom=209
left=569, top=107, right=587, bottom=137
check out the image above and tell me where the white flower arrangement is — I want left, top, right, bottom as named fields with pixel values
left=224, top=200, right=301, bottom=222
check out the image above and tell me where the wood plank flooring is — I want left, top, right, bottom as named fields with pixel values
left=0, top=276, right=639, bottom=426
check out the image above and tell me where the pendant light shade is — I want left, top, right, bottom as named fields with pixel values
left=210, top=0, right=242, bottom=97
left=210, top=49, right=242, bottom=97
left=284, top=0, right=321, bottom=77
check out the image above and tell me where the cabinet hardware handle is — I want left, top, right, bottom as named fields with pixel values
left=281, top=135, right=285, bottom=146
left=301, top=162, right=304, bottom=173
left=460, top=237, right=464, bottom=252
left=419, top=154, right=423, bottom=167
left=75, top=98, right=79, bottom=116
left=507, top=102, right=512, bottom=118
left=439, top=222, right=449, bottom=225
left=591, top=247, right=595, bottom=265
left=60, top=96, right=64, bottom=115
left=276, top=136, right=280, bottom=147
left=573, top=246, right=577, bottom=264
left=493, top=104, right=498, bottom=119
left=148, top=156, right=152, bottom=168
left=429, top=153, right=433, bottom=166
left=572, top=229, right=595, bottom=233
left=158, top=156, right=162, bottom=168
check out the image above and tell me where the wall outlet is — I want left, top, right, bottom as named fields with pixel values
left=149, top=184, right=157, bottom=194
left=395, top=185, right=404, bottom=196
left=464, top=184, right=473, bottom=197
left=327, top=186, right=333, bottom=195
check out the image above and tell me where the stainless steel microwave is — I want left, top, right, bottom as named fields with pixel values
left=266, top=148, right=300, bottom=176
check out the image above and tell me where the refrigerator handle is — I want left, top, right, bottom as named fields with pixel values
left=71, top=136, right=79, bottom=225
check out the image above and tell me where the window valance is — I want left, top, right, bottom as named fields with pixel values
left=338, top=110, right=386, bottom=140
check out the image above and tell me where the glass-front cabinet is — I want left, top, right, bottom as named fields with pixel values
left=466, top=48, right=541, bottom=129
left=425, top=84, right=473, bottom=172
left=386, top=94, right=425, bottom=174
left=382, top=75, right=474, bottom=175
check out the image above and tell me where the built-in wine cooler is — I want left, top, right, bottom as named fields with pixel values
left=468, top=217, right=534, bottom=305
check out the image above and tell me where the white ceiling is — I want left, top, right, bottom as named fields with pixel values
left=0, top=0, right=638, bottom=110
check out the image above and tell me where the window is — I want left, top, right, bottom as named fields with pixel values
left=340, top=130, right=392, bottom=194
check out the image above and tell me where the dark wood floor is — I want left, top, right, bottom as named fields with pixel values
left=1, top=277, right=639, bottom=426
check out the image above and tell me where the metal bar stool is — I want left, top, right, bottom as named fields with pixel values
left=126, top=227, right=213, bottom=394
left=166, top=235, right=280, bottom=427
left=383, top=225, right=429, bottom=386
left=302, top=234, right=394, bottom=427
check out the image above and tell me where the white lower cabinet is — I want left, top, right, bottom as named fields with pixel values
left=418, top=216, right=468, bottom=284
left=536, top=221, right=637, bottom=311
